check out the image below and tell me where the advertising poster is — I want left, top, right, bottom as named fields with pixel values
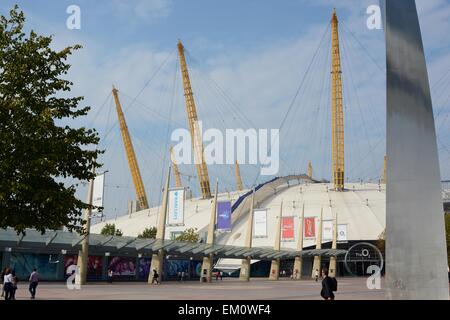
left=168, top=188, right=185, bottom=225
left=92, top=173, right=105, bottom=213
left=322, top=220, right=334, bottom=242
left=282, top=216, right=295, bottom=240
left=164, top=260, right=190, bottom=279
left=217, top=201, right=232, bottom=231
left=138, top=258, right=151, bottom=279
left=108, top=256, right=136, bottom=277
left=337, top=224, right=348, bottom=242
left=253, top=209, right=268, bottom=237
left=304, top=217, right=316, bottom=239
left=64, top=255, right=103, bottom=280
left=190, top=260, right=202, bottom=278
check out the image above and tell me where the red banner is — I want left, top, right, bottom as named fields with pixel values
left=304, top=217, right=316, bottom=238
left=282, top=217, right=294, bottom=240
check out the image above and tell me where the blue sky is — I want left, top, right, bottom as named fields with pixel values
left=1, top=0, right=450, bottom=219
left=1, top=0, right=332, bottom=55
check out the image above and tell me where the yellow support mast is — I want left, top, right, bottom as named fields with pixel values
left=307, top=161, right=313, bottom=179
left=112, top=86, right=149, bottom=209
left=170, top=147, right=182, bottom=188
left=177, top=40, right=212, bottom=199
left=235, top=160, right=244, bottom=191
left=382, top=155, right=387, bottom=184
left=331, top=10, right=345, bottom=191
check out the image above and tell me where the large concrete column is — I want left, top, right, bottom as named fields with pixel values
left=269, top=201, right=283, bottom=281
left=328, top=210, right=338, bottom=277
left=148, top=166, right=171, bottom=284
left=293, top=203, right=305, bottom=280
left=201, top=179, right=219, bottom=283
left=311, top=207, right=323, bottom=279
left=384, top=0, right=449, bottom=300
left=75, top=168, right=95, bottom=286
left=239, top=189, right=255, bottom=281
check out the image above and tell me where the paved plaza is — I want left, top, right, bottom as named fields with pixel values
left=9, top=277, right=387, bottom=300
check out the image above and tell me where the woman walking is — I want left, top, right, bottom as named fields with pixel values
left=151, top=269, right=159, bottom=284
left=3, top=268, right=13, bottom=300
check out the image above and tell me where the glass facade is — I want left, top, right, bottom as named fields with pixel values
left=10, top=253, right=59, bottom=280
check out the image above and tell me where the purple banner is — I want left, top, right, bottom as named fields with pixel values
left=217, top=201, right=232, bottom=230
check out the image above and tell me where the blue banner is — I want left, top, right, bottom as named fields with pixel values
left=217, top=201, right=232, bottom=230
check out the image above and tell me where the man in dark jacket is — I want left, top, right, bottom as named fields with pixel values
left=320, top=268, right=335, bottom=300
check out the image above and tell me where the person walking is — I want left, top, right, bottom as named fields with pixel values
left=29, top=268, right=39, bottom=299
left=314, top=269, right=319, bottom=282
left=320, top=268, right=337, bottom=300
left=11, top=271, right=18, bottom=300
left=107, top=269, right=113, bottom=283
left=1, top=267, right=6, bottom=298
left=151, top=269, right=159, bottom=285
left=219, top=271, right=223, bottom=281
left=215, top=271, right=220, bottom=281
left=3, top=268, right=13, bottom=300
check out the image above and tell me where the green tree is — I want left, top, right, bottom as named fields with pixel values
left=100, top=223, right=123, bottom=236
left=138, top=227, right=157, bottom=239
left=0, top=6, right=102, bottom=234
left=376, top=229, right=385, bottom=255
left=176, top=228, right=200, bottom=243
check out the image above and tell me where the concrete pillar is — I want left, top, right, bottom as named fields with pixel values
left=293, top=203, right=305, bottom=280
left=148, top=166, right=171, bottom=284
left=201, top=254, right=214, bottom=283
left=293, top=257, right=302, bottom=280
left=385, top=0, right=449, bottom=300
left=239, top=257, right=251, bottom=282
left=239, top=189, right=255, bottom=281
left=75, top=169, right=95, bottom=286
left=269, top=201, right=283, bottom=281
left=269, top=259, right=280, bottom=280
left=149, top=250, right=164, bottom=283
left=311, top=256, right=321, bottom=280
left=329, top=210, right=338, bottom=277
left=201, top=179, right=218, bottom=283
left=311, top=207, right=323, bottom=279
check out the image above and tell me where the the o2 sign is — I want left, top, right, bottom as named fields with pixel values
left=344, top=242, right=384, bottom=290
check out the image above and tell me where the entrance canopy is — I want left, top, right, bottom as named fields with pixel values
left=0, top=228, right=346, bottom=260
